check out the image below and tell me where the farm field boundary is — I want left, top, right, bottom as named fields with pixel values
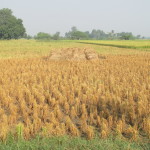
left=78, top=40, right=150, bottom=51
left=0, top=135, right=149, bottom=150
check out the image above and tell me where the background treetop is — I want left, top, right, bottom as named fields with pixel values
left=0, top=8, right=26, bottom=39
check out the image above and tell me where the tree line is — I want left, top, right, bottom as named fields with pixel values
left=31, top=26, right=144, bottom=40
left=0, top=8, right=144, bottom=40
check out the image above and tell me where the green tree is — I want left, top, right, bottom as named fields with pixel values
left=117, top=32, right=135, bottom=40
left=90, top=29, right=107, bottom=40
left=71, top=26, right=77, bottom=32
left=65, top=26, right=77, bottom=39
left=0, top=8, right=26, bottom=39
left=52, top=32, right=60, bottom=40
left=71, top=31, right=88, bottom=40
left=65, top=27, right=89, bottom=40
left=35, top=32, right=51, bottom=40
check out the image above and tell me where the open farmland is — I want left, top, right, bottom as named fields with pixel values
left=0, top=40, right=150, bottom=149
left=0, top=40, right=149, bottom=59
left=79, top=40, right=150, bottom=51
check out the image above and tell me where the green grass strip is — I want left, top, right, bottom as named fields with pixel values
left=78, top=41, right=150, bottom=51
left=0, top=135, right=149, bottom=150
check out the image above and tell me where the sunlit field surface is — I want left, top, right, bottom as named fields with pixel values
left=0, top=40, right=149, bottom=59
left=79, top=40, right=150, bottom=50
left=0, top=40, right=149, bottom=149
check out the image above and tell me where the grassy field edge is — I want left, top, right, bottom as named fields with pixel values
left=77, top=41, right=150, bottom=50
left=0, top=135, right=149, bottom=150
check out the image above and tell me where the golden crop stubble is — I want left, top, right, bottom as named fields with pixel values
left=0, top=54, right=149, bottom=140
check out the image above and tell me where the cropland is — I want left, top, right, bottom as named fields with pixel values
left=0, top=40, right=149, bottom=149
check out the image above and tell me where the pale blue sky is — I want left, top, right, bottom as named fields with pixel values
left=0, top=0, right=150, bottom=36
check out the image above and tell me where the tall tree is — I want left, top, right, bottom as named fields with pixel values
left=65, top=27, right=89, bottom=40
left=0, top=8, right=26, bottom=39
left=52, top=32, right=60, bottom=40
left=90, top=29, right=107, bottom=40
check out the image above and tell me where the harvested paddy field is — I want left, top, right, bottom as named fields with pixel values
left=0, top=51, right=149, bottom=141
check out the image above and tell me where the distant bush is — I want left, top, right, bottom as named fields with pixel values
left=35, top=32, right=61, bottom=40
left=34, top=32, right=51, bottom=40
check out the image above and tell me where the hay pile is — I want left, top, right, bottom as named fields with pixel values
left=45, top=48, right=105, bottom=61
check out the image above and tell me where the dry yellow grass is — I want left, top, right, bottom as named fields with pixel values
left=0, top=54, right=149, bottom=140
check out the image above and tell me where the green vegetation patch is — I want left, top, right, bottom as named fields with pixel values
left=0, top=136, right=149, bottom=150
left=78, top=40, right=150, bottom=51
